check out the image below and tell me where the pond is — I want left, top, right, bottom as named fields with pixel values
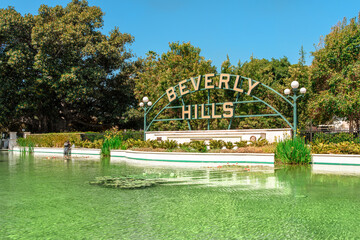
left=1, top=152, right=360, bottom=239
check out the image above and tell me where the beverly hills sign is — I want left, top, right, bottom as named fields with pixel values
left=140, top=73, right=304, bottom=140
left=165, top=73, right=260, bottom=120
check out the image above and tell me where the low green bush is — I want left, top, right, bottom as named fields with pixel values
left=311, top=142, right=360, bottom=154
left=313, top=132, right=360, bottom=144
left=249, top=137, right=269, bottom=147
left=179, top=142, right=191, bottom=152
left=275, top=136, right=311, bottom=165
left=158, top=140, right=178, bottom=149
left=209, top=140, right=224, bottom=149
left=235, top=141, right=248, bottom=148
left=224, top=141, right=234, bottom=149
left=27, top=133, right=81, bottom=147
left=190, top=141, right=207, bottom=152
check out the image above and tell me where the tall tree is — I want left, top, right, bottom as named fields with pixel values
left=0, top=7, right=35, bottom=131
left=134, top=42, right=216, bottom=131
left=0, top=1, right=137, bottom=132
left=220, top=56, right=310, bottom=131
left=309, top=14, right=360, bottom=131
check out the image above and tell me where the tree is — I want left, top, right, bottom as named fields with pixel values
left=0, top=7, right=35, bottom=131
left=134, top=42, right=216, bottom=131
left=309, top=14, right=360, bottom=132
left=0, top=0, right=137, bottom=132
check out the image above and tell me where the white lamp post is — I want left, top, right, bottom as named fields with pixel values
left=139, top=96, right=152, bottom=141
left=284, top=81, right=307, bottom=137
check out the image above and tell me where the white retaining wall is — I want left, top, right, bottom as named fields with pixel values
left=111, top=150, right=274, bottom=165
left=9, top=147, right=360, bottom=167
left=146, top=129, right=291, bottom=144
left=11, top=147, right=101, bottom=158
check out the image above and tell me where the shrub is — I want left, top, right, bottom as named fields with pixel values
left=209, top=140, right=224, bottom=149
left=158, top=140, right=178, bottom=149
left=235, top=141, right=248, bottom=148
left=27, top=133, right=81, bottom=147
left=313, top=132, right=360, bottom=144
left=249, top=137, right=269, bottom=147
left=275, top=136, right=311, bottom=165
left=224, top=141, right=234, bottom=149
left=179, top=142, right=191, bottom=152
left=311, top=142, right=360, bottom=154
left=190, top=141, right=207, bottom=152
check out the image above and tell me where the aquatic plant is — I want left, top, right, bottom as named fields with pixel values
left=90, top=176, right=158, bottom=189
left=101, top=135, right=125, bottom=156
left=17, top=138, right=35, bottom=153
left=274, top=136, right=311, bottom=165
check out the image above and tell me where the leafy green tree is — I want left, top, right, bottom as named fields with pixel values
left=309, top=15, right=360, bottom=131
left=0, top=7, right=35, bottom=131
left=219, top=55, right=310, bottom=131
left=0, top=0, right=137, bottom=132
left=135, top=42, right=216, bottom=131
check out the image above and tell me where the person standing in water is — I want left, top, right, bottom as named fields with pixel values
left=64, top=140, right=71, bottom=157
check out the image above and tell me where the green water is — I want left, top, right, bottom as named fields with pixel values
left=1, top=152, right=360, bottom=239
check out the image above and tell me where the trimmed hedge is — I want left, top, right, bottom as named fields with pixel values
left=27, top=133, right=81, bottom=147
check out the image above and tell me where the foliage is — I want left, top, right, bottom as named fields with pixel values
left=158, top=140, right=178, bottom=150
left=209, top=140, right=224, bottom=149
left=309, top=14, right=360, bottom=131
left=17, top=137, right=35, bottom=153
left=26, top=133, right=81, bottom=147
left=235, top=141, right=248, bottom=148
left=311, top=142, right=360, bottom=154
left=0, top=1, right=138, bottom=132
left=101, top=135, right=124, bottom=156
left=89, top=176, right=158, bottom=189
left=274, top=137, right=312, bottom=164
left=249, top=137, right=269, bottom=147
left=222, top=55, right=310, bottom=130
left=134, top=42, right=217, bottom=131
left=190, top=141, right=207, bottom=152
left=224, top=141, right=234, bottom=149
left=74, top=139, right=103, bottom=148
left=179, top=142, right=192, bottom=152
left=313, top=132, right=360, bottom=144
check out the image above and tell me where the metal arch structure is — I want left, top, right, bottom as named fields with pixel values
left=141, top=74, right=303, bottom=140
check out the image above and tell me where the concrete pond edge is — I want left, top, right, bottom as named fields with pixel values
left=7, top=147, right=360, bottom=166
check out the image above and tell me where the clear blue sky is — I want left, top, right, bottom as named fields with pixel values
left=1, top=0, right=359, bottom=69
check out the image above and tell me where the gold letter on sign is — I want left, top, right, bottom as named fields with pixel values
left=219, top=74, right=230, bottom=89
left=233, top=75, right=244, bottom=93
left=204, top=73, right=215, bottom=89
left=191, top=75, right=202, bottom=91
left=182, top=105, right=191, bottom=119
left=166, top=87, right=176, bottom=102
left=223, top=102, right=234, bottom=118
left=247, top=78, right=260, bottom=95
left=179, top=80, right=189, bottom=96
left=201, top=104, right=210, bottom=119
left=211, top=103, right=221, bottom=118
left=194, top=104, right=198, bottom=119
